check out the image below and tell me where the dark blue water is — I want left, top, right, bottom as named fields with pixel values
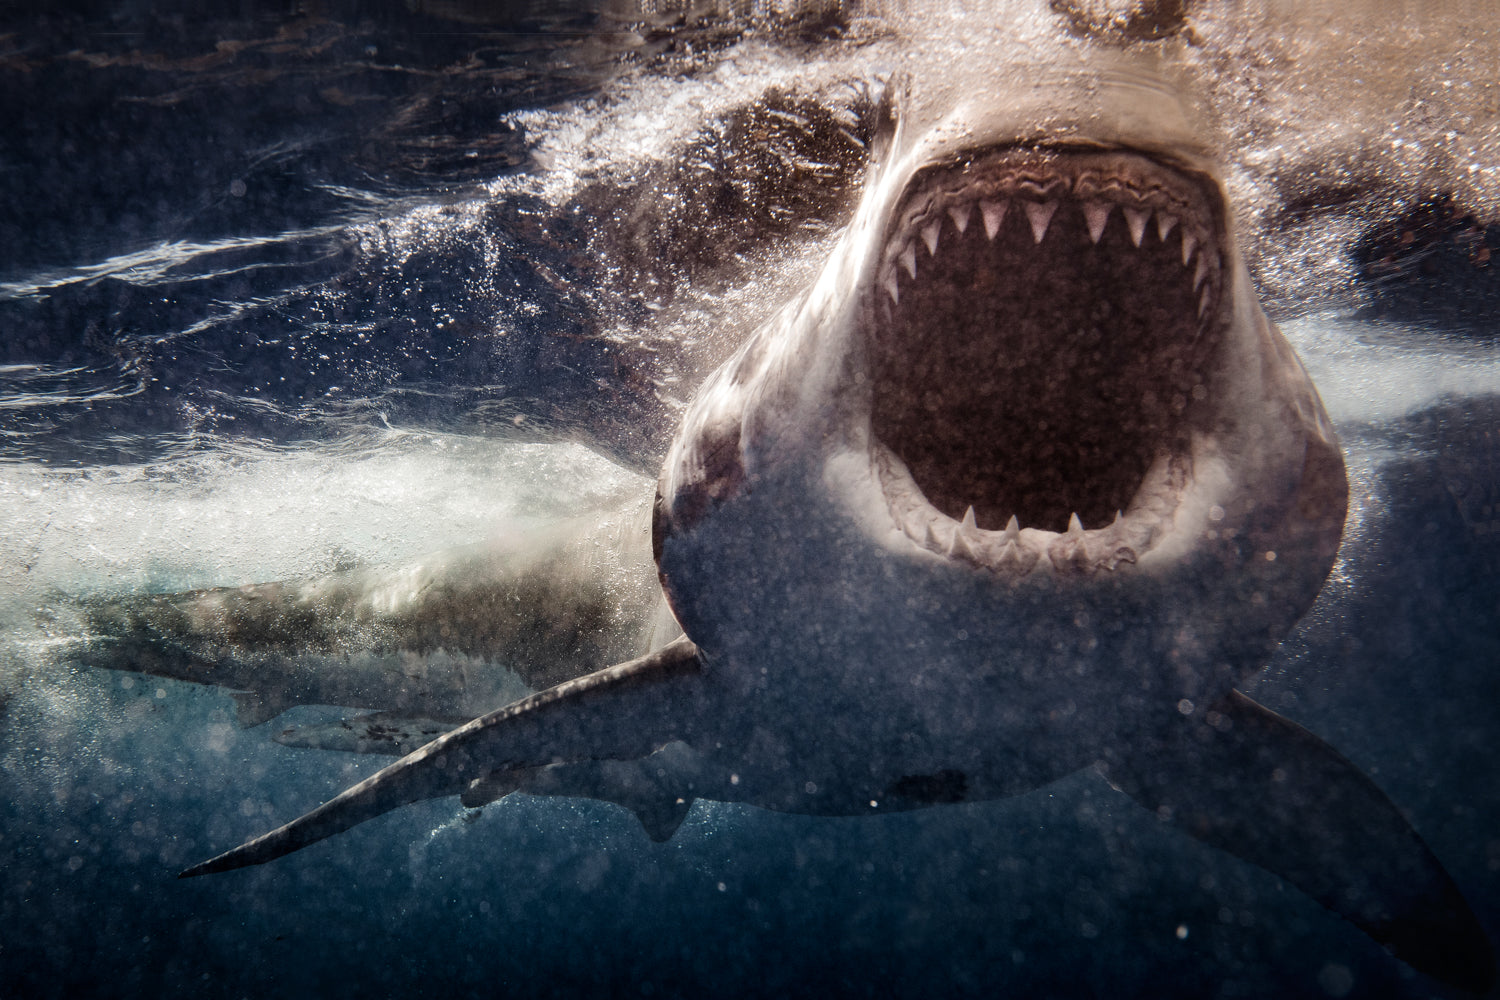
left=0, top=3, right=655, bottom=467
left=2, top=4, right=1498, bottom=998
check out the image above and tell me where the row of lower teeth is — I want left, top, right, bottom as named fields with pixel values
left=875, top=444, right=1186, bottom=576
left=899, top=503, right=1155, bottom=576
left=878, top=198, right=1220, bottom=317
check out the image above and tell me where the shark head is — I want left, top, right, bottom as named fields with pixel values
left=655, top=63, right=1348, bottom=759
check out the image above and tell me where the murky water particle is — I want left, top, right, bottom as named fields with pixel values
left=1318, top=963, right=1355, bottom=998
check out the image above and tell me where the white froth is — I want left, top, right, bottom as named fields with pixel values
left=1284, top=313, right=1500, bottom=427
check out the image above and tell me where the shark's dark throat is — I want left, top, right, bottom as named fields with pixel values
left=869, top=148, right=1223, bottom=541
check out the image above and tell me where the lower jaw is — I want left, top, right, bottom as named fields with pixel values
left=872, top=439, right=1191, bottom=577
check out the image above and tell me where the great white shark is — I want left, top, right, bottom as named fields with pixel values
left=73, top=505, right=669, bottom=728
left=68, top=52, right=1494, bottom=991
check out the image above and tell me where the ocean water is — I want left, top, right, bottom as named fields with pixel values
left=2, top=3, right=1499, bottom=998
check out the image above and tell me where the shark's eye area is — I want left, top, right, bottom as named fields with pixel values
left=869, top=148, right=1222, bottom=536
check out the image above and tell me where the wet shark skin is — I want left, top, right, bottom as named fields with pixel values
left=106, top=47, right=1490, bottom=995
left=69, top=503, right=664, bottom=724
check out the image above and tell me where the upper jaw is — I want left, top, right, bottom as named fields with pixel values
left=856, top=145, right=1232, bottom=578
left=873, top=147, right=1224, bottom=320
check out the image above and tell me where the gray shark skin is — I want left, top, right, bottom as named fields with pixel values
left=170, top=61, right=1495, bottom=992
left=71, top=504, right=665, bottom=726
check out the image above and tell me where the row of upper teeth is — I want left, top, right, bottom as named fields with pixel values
left=877, top=198, right=1221, bottom=318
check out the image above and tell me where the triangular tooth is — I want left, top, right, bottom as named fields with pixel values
left=1199, top=285, right=1213, bottom=318
left=900, top=242, right=917, bottom=279
left=997, top=542, right=1039, bottom=575
left=948, top=526, right=976, bottom=560
left=1112, top=510, right=1125, bottom=527
left=981, top=200, right=1007, bottom=240
left=961, top=505, right=978, bottom=531
left=922, top=220, right=941, bottom=256
left=1082, top=201, right=1110, bottom=244
left=1157, top=213, right=1178, bottom=241
left=921, top=521, right=939, bottom=551
left=947, top=203, right=971, bottom=234
left=1048, top=533, right=1092, bottom=573
left=1026, top=201, right=1058, bottom=244
left=1123, top=207, right=1149, bottom=247
left=1067, top=512, right=1084, bottom=536
left=1181, top=229, right=1198, bottom=265
left=1004, top=515, right=1020, bottom=541
left=882, top=267, right=900, bottom=305
left=1193, top=256, right=1210, bottom=291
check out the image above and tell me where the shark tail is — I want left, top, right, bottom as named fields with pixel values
left=179, top=637, right=705, bottom=878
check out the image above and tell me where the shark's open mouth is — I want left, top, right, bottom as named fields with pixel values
left=869, top=148, right=1225, bottom=574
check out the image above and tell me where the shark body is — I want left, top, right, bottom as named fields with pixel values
left=71, top=54, right=1493, bottom=993
left=74, top=505, right=666, bottom=727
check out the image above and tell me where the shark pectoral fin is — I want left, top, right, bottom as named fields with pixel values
left=179, top=636, right=706, bottom=878
left=274, top=713, right=461, bottom=756
left=1103, top=690, right=1495, bottom=993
